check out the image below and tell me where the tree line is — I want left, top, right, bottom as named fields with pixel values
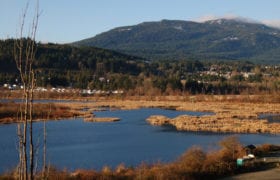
left=1, top=39, right=280, bottom=95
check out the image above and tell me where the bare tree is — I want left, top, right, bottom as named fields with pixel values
left=14, top=1, right=40, bottom=179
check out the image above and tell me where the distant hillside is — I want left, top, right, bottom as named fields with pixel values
left=74, top=19, right=280, bottom=63
left=0, top=39, right=144, bottom=88
left=0, top=39, right=143, bottom=73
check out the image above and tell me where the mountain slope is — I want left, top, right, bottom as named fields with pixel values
left=0, top=39, right=143, bottom=73
left=74, top=19, right=280, bottom=63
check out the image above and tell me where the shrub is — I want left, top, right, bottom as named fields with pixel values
left=176, top=146, right=206, bottom=173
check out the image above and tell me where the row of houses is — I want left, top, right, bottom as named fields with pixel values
left=1, top=84, right=125, bottom=96
left=200, top=70, right=272, bottom=80
left=3, top=83, right=23, bottom=90
left=80, top=89, right=124, bottom=95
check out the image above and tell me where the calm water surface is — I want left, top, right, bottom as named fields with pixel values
left=0, top=108, right=279, bottom=173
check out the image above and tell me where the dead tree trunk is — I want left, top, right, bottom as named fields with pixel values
left=14, top=1, right=40, bottom=180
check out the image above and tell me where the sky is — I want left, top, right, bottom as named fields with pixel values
left=1, top=0, right=280, bottom=43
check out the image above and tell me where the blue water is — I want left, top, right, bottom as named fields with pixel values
left=0, top=108, right=279, bottom=173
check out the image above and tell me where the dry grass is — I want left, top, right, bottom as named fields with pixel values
left=147, top=101, right=280, bottom=134
left=0, top=102, right=82, bottom=124
left=2, top=89, right=280, bottom=103
left=1, top=94, right=280, bottom=133
left=84, top=117, right=120, bottom=122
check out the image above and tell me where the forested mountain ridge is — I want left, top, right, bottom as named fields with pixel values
left=0, top=39, right=143, bottom=73
left=73, top=19, right=280, bottom=63
left=0, top=39, right=144, bottom=88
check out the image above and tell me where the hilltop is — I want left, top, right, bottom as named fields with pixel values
left=74, top=18, right=280, bottom=63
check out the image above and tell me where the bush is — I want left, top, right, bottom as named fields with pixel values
left=176, top=146, right=206, bottom=173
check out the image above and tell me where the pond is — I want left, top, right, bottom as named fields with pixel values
left=0, top=108, right=279, bottom=173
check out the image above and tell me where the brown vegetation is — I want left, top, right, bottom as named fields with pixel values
left=0, top=102, right=82, bottom=124
left=147, top=114, right=280, bottom=134
left=2, top=90, right=280, bottom=103
left=254, top=144, right=280, bottom=157
left=146, top=100, right=280, bottom=134
left=1, top=95, right=280, bottom=134
left=0, top=90, right=82, bottom=100
left=84, top=117, right=120, bottom=122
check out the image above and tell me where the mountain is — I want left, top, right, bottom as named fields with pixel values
left=73, top=19, right=280, bottom=63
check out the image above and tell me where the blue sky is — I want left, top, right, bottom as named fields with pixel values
left=1, top=0, right=280, bottom=43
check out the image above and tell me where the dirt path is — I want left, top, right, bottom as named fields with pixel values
left=224, top=168, right=280, bottom=180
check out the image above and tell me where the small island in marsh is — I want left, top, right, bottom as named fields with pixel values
left=84, top=117, right=120, bottom=122
left=146, top=99, right=280, bottom=134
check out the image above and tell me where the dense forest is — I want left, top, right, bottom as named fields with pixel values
left=1, top=39, right=280, bottom=95
left=0, top=39, right=143, bottom=88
